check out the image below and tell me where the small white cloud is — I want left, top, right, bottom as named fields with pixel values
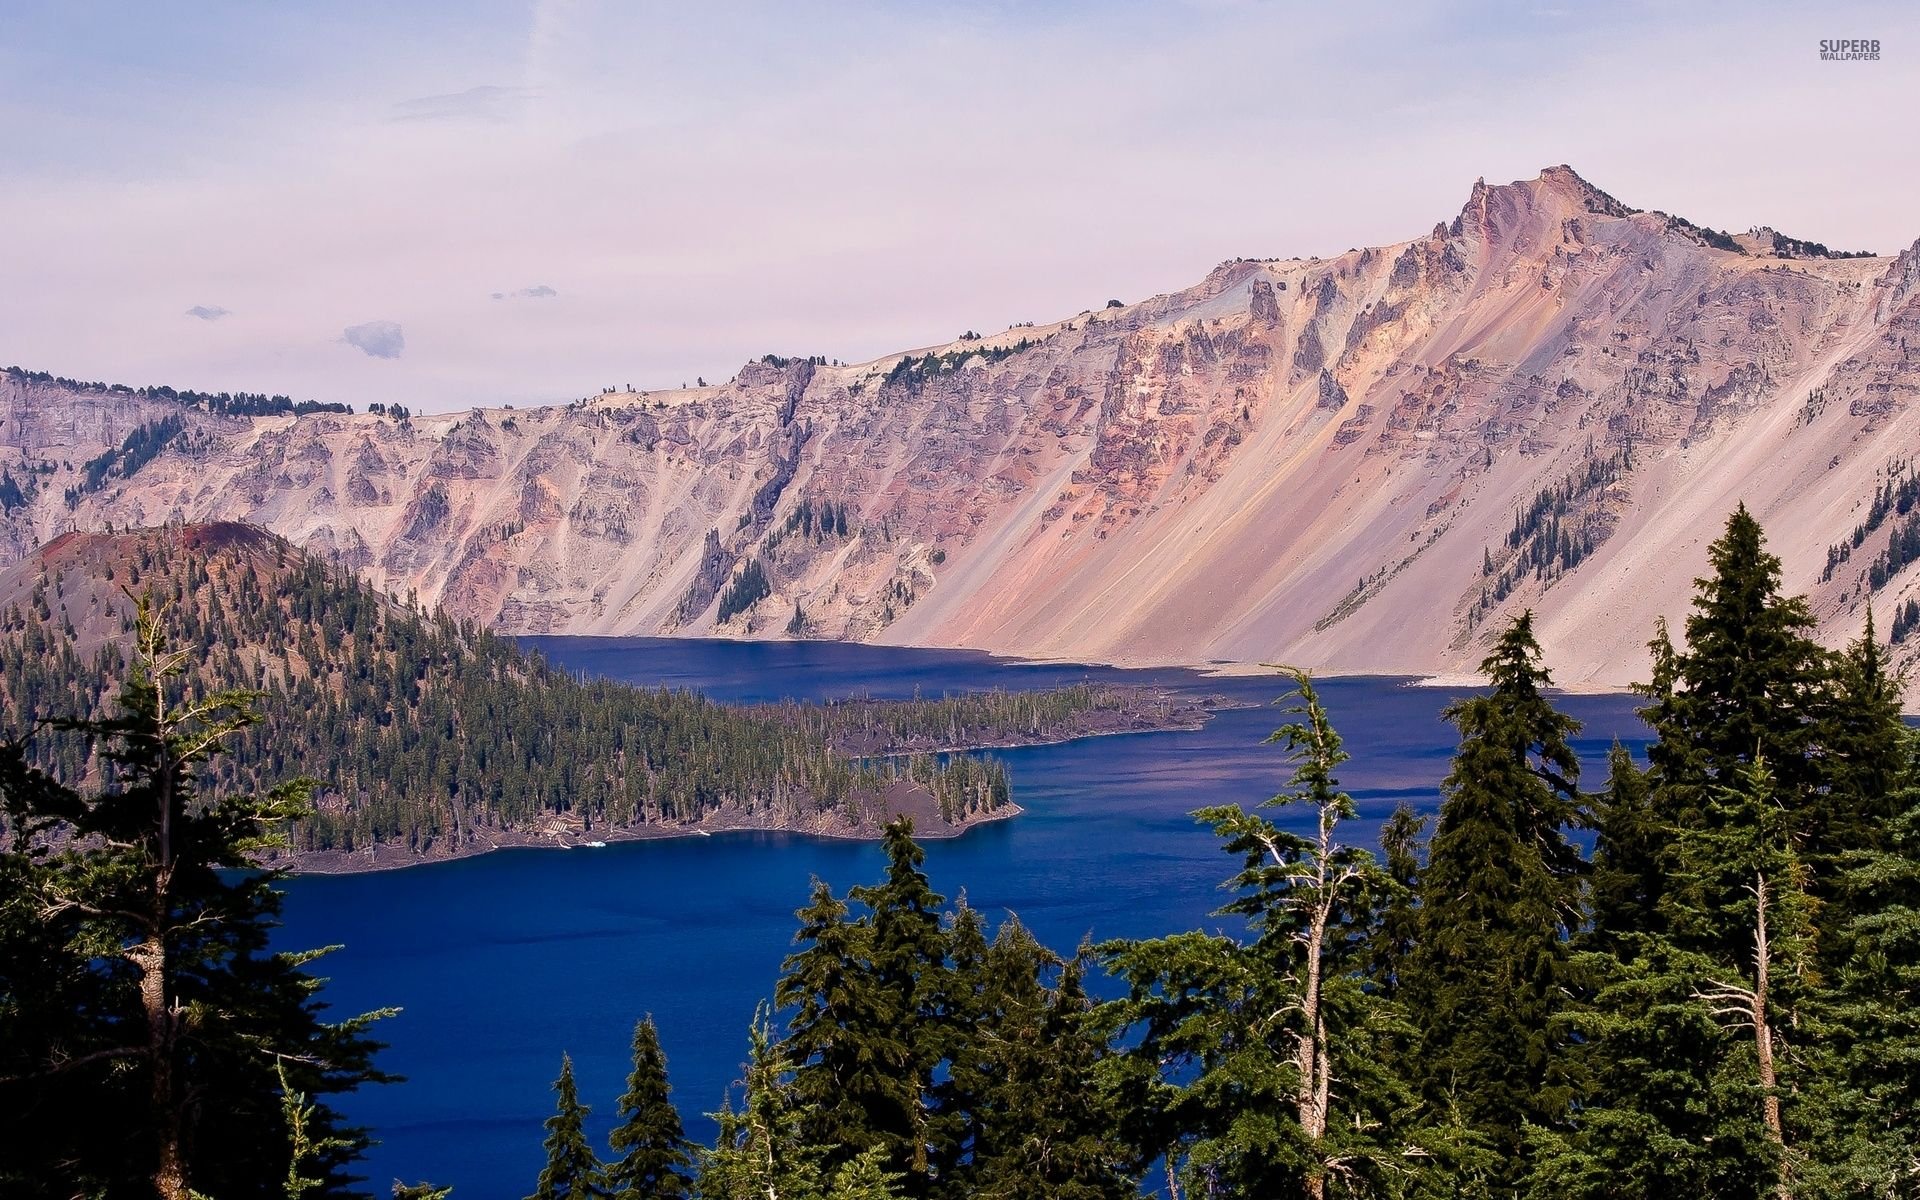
left=493, top=284, right=558, bottom=301
left=343, top=320, right=405, bottom=359
left=185, top=305, right=231, bottom=321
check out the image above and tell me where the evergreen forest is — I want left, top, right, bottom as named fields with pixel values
left=3, top=506, right=1919, bottom=1199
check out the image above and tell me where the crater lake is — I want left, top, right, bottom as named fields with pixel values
left=275, top=638, right=1650, bottom=1198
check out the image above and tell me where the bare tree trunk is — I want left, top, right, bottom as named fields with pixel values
left=1293, top=813, right=1336, bottom=1200
left=1295, top=902, right=1327, bottom=1141
left=146, top=646, right=188, bottom=1200
left=1751, top=875, right=1788, bottom=1200
left=1313, top=1013, right=1332, bottom=1144
left=1266, top=680, right=1361, bottom=1200
left=1302, top=1006, right=1329, bottom=1200
left=138, top=934, right=187, bottom=1200
left=1695, top=871, right=1796, bottom=1200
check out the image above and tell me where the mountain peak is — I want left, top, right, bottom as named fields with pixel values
left=1448, top=165, right=1637, bottom=247
left=4, top=168, right=1916, bottom=697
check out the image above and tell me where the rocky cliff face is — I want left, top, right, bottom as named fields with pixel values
left=6, top=166, right=1919, bottom=690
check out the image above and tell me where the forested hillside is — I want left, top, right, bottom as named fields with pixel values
left=0, top=523, right=1023, bottom=865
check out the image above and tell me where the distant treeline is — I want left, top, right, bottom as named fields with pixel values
left=883, top=336, right=1043, bottom=388
left=760, top=683, right=1205, bottom=754
left=4, top=366, right=351, bottom=417
left=1475, top=446, right=1625, bottom=621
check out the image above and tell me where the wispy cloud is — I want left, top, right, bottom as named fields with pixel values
left=390, top=85, right=534, bottom=124
left=343, top=320, right=405, bottom=359
left=492, top=285, right=558, bottom=300
left=185, top=305, right=230, bottom=321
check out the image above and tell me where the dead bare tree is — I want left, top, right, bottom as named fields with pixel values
left=1695, top=872, right=1790, bottom=1200
left=1223, top=667, right=1379, bottom=1200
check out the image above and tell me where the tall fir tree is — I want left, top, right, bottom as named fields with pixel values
left=966, top=949, right=1131, bottom=1200
left=1205, top=670, right=1396, bottom=1199
left=1542, top=507, right=1920, bottom=1199
left=1524, top=934, right=1780, bottom=1200
left=1534, top=761, right=1814, bottom=1200
left=698, top=1006, right=902, bottom=1200
left=1366, top=800, right=1425, bottom=999
left=926, top=899, right=992, bottom=1200
left=777, top=878, right=908, bottom=1177
left=1639, top=507, right=1836, bottom=856
left=1798, top=725, right=1920, bottom=1194
left=699, top=1010, right=818, bottom=1200
left=0, top=600, right=391, bottom=1200
left=846, top=818, right=949, bottom=1192
left=607, top=1016, right=693, bottom=1199
left=1402, top=611, right=1585, bottom=1181
left=1588, top=743, right=1664, bottom=950
left=530, top=1054, right=608, bottom=1200
left=1821, top=611, right=1909, bottom=861
left=1665, top=762, right=1816, bottom=1187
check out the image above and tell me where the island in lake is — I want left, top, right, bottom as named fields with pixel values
left=0, top=522, right=1230, bottom=872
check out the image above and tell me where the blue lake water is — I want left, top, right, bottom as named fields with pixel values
left=275, top=638, right=1651, bottom=1198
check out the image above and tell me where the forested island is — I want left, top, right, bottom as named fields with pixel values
left=758, top=683, right=1226, bottom=756
left=0, top=523, right=1217, bottom=872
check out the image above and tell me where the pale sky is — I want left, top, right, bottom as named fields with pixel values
left=2, top=1, right=1914, bottom=412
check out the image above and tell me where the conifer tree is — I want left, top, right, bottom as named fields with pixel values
left=0, top=600, right=391, bottom=1200
left=1524, top=934, right=1779, bottom=1200
left=777, top=878, right=905, bottom=1173
left=1638, top=508, right=1911, bottom=961
left=1666, top=762, right=1815, bottom=1185
left=1804, top=727, right=1920, bottom=1193
left=1402, top=611, right=1584, bottom=1179
left=1640, top=505, right=1832, bottom=838
left=607, top=1017, right=692, bottom=1199
left=1537, top=761, right=1813, bottom=1200
left=1588, top=744, right=1663, bottom=950
left=1201, top=669, right=1394, bottom=1198
left=1821, top=610, right=1909, bottom=863
left=968, top=949, right=1131, bottom=1200
left=960, top=915, right=1055, bottom=1183
left=1543, top=508, right=1918, bottom=1199
left=846, top=818, right=948, bottom=1191
left=699, top=1007, right=878, bottom=1200
left=530, top=1054, right=608, bottom=1200
left=1366, top=801, right=1425, bottom=998
left=926, top=900, right=992, bottom=1200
